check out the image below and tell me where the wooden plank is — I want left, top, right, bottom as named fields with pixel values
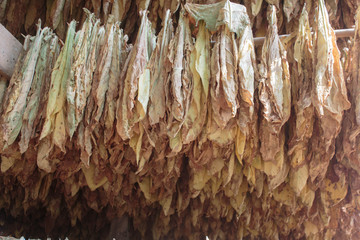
left=0, top=24, right=22, bottom=78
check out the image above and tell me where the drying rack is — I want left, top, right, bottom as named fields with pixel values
left=0, top=23, right=356, bottom=79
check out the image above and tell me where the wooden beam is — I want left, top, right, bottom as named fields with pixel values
left=253, top=28, right=355, bottom=45
left=0, top=24, right=22, bottom=78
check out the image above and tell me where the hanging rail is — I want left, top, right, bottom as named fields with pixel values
left=0, top=24, right=356, bottom=79
left=253, top=28, right=355, bottom=45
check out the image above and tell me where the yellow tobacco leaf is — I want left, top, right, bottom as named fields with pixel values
left=304, top=220, right=319, bottom=238
left=182, top=21, right=209, bottom=144
left=230, top=179, right=248, bottom=215
left=273, top=183, right=296, bottom=208
left=289, top=164, right=309, bottom=195
left=1, top=155, right=16, bottom=172
left=40, top=20, right=76, bottom=149
left=192, top=168, right=211, bottom=191
left=235, top=127, right=246, bottom=164
left=251, top=0, right=263, bottom=16
left=300, top=184, right=315, bottom=208
left=321, top=178, right=348, bottom=207
left=81, top=162, right=108, bottom=191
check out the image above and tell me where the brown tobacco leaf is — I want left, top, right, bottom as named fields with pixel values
left=309, top=0, right=350, bottom=185
left=210, top=26, right=238, bottom=129
left=283, top=0, right=301, bottom=22
left=116, top=10, right=155, bottom=140
left=165, top=10, right=193, bottom=144
left=181, top=20, right=210, bottom=144
left=351, top=8, right=360, bottom=127
left=287, top=6, right=314, bottom=195
left=92, top=17, right=116, bottom=124
left=148, top=9, right=173, bottom=125
left=49, top=0, right=66, bottom=30
left=103, top=24, right=128, bottom=144
left=111, top=0, right=131, bottom=22
left=76, top=19, right=108, bottom=166
left=236, top=16, right=257, bottom=165
left=336, top=7, right=360, bottom=177
left=259, top=5, right=291, bottom=163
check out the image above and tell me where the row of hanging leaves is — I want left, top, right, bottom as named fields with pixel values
left=0, top=0, right=359, bottom=239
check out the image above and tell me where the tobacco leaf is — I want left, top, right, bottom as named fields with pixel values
left=287, top=6, right=314, bottom=195
left=181, top=20, right=210, bottom=144
left=38, top=20, right=76, bottom=172
left=309, top=0, right=350, bottom=185
left=259, top=5, right=291, bottom=163
left=148, top=10, right=173, bottom=125
left=20, top=32, right=59, bottom=153
left=2, top=23, right=47, bottom=149
left=116, top=10, right=155, bottom=140
left=165, top=10, right=193, bottom=145
left=103, top=23, right=128, bottom=144
left=67, top=11, right=102, bottom=138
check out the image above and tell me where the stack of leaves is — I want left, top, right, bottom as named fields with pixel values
left=0, top=0, right=359, bottom=239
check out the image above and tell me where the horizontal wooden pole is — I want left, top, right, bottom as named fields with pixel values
left=0, top=24, right=23, bottom=78
left=253, top=28, right=355, bottom=45
left=0, top=24, right=356, bottom=80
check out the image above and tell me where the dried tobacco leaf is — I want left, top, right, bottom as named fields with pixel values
left=210, top=26, right=237, bottom=129
left=258, top=5, right=291, bottom=191
left=1, top=23, right=47, bottom=149
left=237, top=21, right=256, bottom=135
left=265, top=0, right=279, bottom=8
left=49, top=0, right=66, bottom=30
left=116, top=10, right=155, bottom=140
left=251, top=0, right=263, bottom=16
left=287, top=6, right=314, bottom=195
left=309, top=0, right=350, bottom=184
left=165, top=10, right=193, bottom=147
left=185, top=0, right=250, bottom=36
left=93, top=17, right=115, bottom=123
left=67, top=10, right=101, bottom=137
left=111, top=0, right=131, bottom=22
left=77, top=23, right=106, bottom=166
left=181, top=20, right=210, bottom=144
left=148, top=10, right=173, bottom=125
left=38, top=20, right=76, bottom=172
left=103, top=23, right=128, bottom=144
left=337, top=7, right=360, bottom=176
left=236, top=20, right=258, bottom=166
left=351, top=8, right=360, bottom=127
left=259, top=5, right=291, bottom=163
left=0, top=1, right=359, bottom=239
left=185, top=0, right=252, bottom=147
left=20, top=32, right=60, bottom=153
left=283, top=0, right=300, bottom=22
